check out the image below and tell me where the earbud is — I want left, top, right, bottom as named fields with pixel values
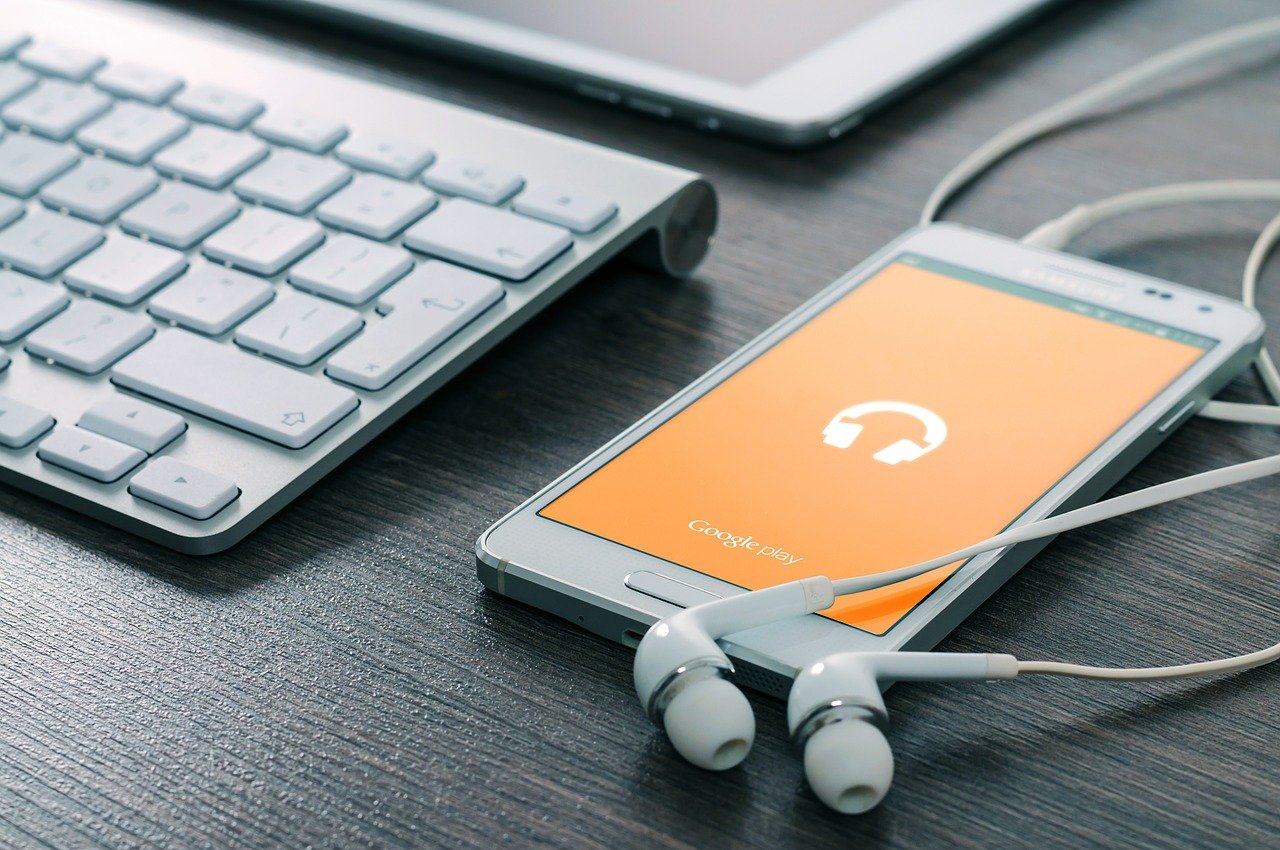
left=661, top=674, right=755, bottom=770
left=803, top=718, right=894, bottom=814
left=633, top=577, right=835, bottom=770
left=788, top=651, right=1017, bottom=813
left=633, top=579, right=1018, bottom=811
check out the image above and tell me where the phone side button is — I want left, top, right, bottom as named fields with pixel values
left=1157, top=400, right=1197, bottom=433
left=624, top=571, right=722, bottom=609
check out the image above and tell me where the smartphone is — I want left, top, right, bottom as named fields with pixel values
left=477, top=225, right=1263, bottom=697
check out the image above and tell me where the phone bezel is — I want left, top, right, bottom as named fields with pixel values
left=478, top=224, right=1264, bottom=685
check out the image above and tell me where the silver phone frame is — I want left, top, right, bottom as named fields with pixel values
left=477, top=224, right=1264, bottom=697
left=243, top=0, right=1062, bottom=146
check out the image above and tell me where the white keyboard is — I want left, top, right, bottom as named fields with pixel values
left=0, top=0, right=716, bottom=553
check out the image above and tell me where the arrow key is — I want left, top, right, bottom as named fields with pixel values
left=0, top=394, right=55, bottom=448
left=79, top=395, right=186, bottom=453
left=129, top=456, right=238, bottom=520
left=37, top=425, right=145, bottom=482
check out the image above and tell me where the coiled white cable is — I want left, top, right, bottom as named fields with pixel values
left=896, top=20, right=1280, bottom=683
left=1019, top=180, right=1280, bottom=251
left=829, top=452, right=1280, bottom=598
left=1018, top=181, right=1280, bottom=424
left=822, top=452, right=1280, bottom=683
left=920, top=17, right=1280, bottom=226
left=1239, top=210, right=1280, bottom=400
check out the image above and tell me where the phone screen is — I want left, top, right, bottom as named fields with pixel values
left=541, top=255, right=1214, bottom=634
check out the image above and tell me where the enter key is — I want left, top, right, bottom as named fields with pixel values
left=325, top=261, right=504, bottom=391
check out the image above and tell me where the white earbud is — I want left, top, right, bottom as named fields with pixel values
left=787, top=652, right=1017, bottom=813
left=633, top=577, right=835, bottom=770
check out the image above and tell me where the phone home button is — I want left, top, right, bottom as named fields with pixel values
left=625, top=571, right=722, bottom=609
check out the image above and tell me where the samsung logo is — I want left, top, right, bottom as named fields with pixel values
left=1019, top=267, right=1124, bottom=304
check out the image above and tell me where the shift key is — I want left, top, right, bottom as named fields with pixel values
left=112, top=330, right=358, bottom=449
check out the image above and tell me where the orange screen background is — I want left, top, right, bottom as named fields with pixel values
left=542, top=261, right=1205, bottom=634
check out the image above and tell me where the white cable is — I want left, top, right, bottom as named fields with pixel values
left=889, top=21, right=1280, bottom=690
left=829, top=452, right=1280, bottom=597
left=822, top=455, right=1280, bottom=685
left=1198, top=400, right=1280, bottom=426
left=1019, top=180, right=1280, bottom=250
left=1241, top=210, right=1280, bottom=402
left=1019, top=186, right=1280, bottom=419
left=1017, top=641, right=1280, bottom=680
left=920, top=17, right=1280, bottom=225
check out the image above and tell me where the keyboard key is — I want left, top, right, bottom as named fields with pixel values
left=202, top=207, right=323, bottom=276
left=336, top=136, right=434, bottom=180
left=113, top=330, right=359, bottom=449
left=0, top=270, right=70, bottom=343
left=513, top=185, right=618, bottom=233
left=0, top=395, right=54, bottom=448
left=63, top=235, right=186, bottom=305
left=25, top=301, right=153, bottom=374
left=0, top=35, right=31, bottom=60
left=76, top=102, right=189, bottom=164
left=0, top=195, right=22, bottom=227
left=37, top=426, right=145, bottom=482
left=252, top=109, right=347, bottom=153
left=287, top=233, right=413, bottom=304
left=129, top=457, right=238, bottom=520
left=232, top=149, right=351, bottom=214
left=170, top=84, right=263, bottom=129
left=40, top=158, right=158, bottom=223
left=234, top=293, right=362, bottom=366
left=421, top=159, right=523, bottom=204
left=2, top=79, right=111, bottom=140
left=79, top=395, right=186, bottom=453
left=317, top=173, right=437, bottom=240
left=92, top=63, right=182, bottom=105
left=403, top=199, right=571, bottom=280
left=329, top=262, right=503, bottom=391
left=119, top=183, right=239, bottom=250
left=0, top=209, right=103, bottom=277
left=18, top=43, right=105, bottom=81
left=148, top=262, right=273, bottom=335
left=0, top=63, right=38, bottom=106
left=152, top=125, right=267, bottom=189
left=0, top=133, right=78, bottom=197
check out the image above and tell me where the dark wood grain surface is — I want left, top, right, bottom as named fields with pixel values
left=4, top=1, right=1280, bottom=847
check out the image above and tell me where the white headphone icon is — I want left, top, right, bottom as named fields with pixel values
left=821, top=401, right=948, bottom=464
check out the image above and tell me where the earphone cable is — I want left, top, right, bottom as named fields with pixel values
left=920, top=17, right=1280, bottom=225
left=1016, top=641, right=1280, bottom=680
left=829, top=451, right=1280, bottom=597
left=1015, top=181, right=1280, bottom=419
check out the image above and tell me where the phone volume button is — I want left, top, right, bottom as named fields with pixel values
left=1157, top=400, right=1197, bottom=433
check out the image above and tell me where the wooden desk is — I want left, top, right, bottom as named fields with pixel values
left=3, top=1, right=1278, bottom=846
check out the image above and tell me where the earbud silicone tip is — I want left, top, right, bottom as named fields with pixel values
left=803, top=720, right=894, bottom=814
left=662, top=677, right=755, bottom=770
